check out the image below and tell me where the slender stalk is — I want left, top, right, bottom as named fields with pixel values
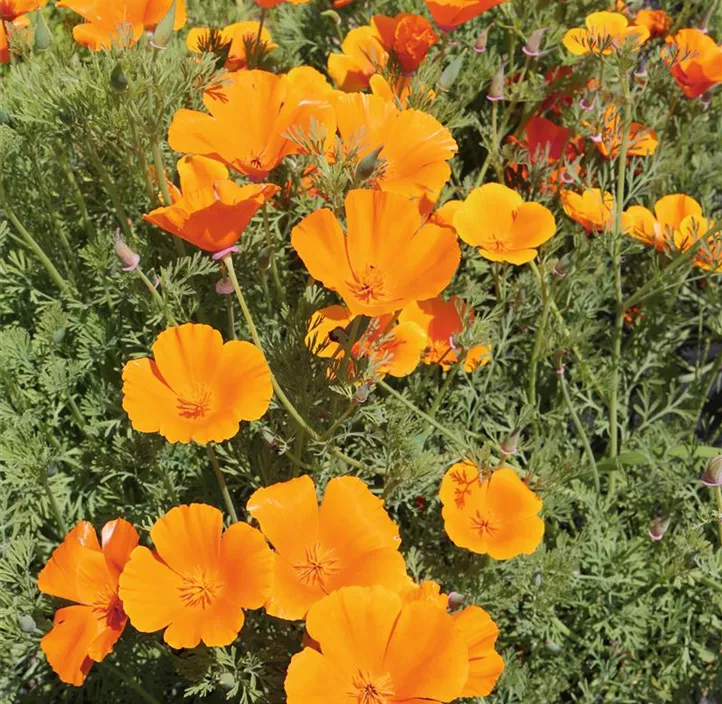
left=135, top=267, right=177, bottom=325
left=151, top=139, right=173, bottom=207
left=490, top=101, right=504, bottom=182
left=126, top=109, right=156, bottom=205
left=227, top=296, right=237, bottom=340
left=58, top=151, right=95, bottom=239
left=251, top=8, right=267, bottom=67
left=695, top=343, right=722, bottom=431
left=528, top=261, right=551, bottom=407
left=428, top=362, right=461, bottom=418
left=319, top=400, right=358, bottom=442
left=42, top=475, right=68, bottom=536
left=67, top=393, right=85, bottom=431
left=99, top=662, right=162, bottom=704
left=207, top=445, right=238, bottom=523
left=715, top=486, right=722, bottom=548
left=262, top=203, right=285, bottom=303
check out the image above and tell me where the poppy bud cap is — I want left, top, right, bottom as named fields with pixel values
left=702, top=455, right=722, bottom=487
left=114, top=230, right=140, bottom=272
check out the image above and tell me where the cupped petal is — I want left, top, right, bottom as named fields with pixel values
left=622, top=205, right=657, bottom=245
left=454, top=183, right=522, bottom=248
left=452, top=605, right=504, bottom=697
left=264, top=552, right=324, bottom=621
left=373, top=321, right=428, bottom=377
left=478, top=247, right=539, bottom=265
left=41, top=605, right=100, bottom=686
left=100, top=519, right=139, bottom=581
left=562, top=28, right=591, bottom=55
left=329, top=547, right=412, bottom=594
left=487, top=467, right=543, bottom=520
left=177, top=154, right=228, bottom=192
left=220, top=522, right=274, bottom=610
left=509, top=202, right=557, bottom=249
left=486, top=513, right=545, bottom=560
left=284, top=648, right=350, bottom=703
left=168, top=109, right=229, bottom=167
left=654, top=194, right=702, bottom=232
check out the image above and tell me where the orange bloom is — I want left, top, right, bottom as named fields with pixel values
left=118, top=504, right=273, bottom=648
left=399, top=297, right=491, bottom=371
left=372, top=13, right=439, bottom=74
left=247, top=476, right=411, bottom=620
left=665, top=29, right=722, bottom=98
left=401, top=580, right=504, bottom=697
left=334, top=92, right=457, bottom=202
left=674, top=214, right=721, bottom=273
left=307, top=305, right=428, bottom=378
left=122, top=323, right=272, bottom=444
left=440, top=462, right=544, bottom=559
left=0, top=0, right=44, bottom=21
left=423, top=0, right=509, bottom=32
left=0, top=13, right=29, bottom=62
left=284, top=585, right=469, bottom=702
left=561, top=188, right=614, bottom=233
left=55, top=0, right=186, bottom=50
left=254, top=0, right=308, bottom=8
left=292, top=189, right=460, bottom=317
left=453, top=183, right=557, bottom=265
left=168, top=69, right=335, bottom=181
left=186, top=22, right=276, bottom=70
left=563, top=11, right=649, bottom=55
left=622, top=194, right=702, bottom=251
left=328, top=26, right=388, bottom=92
left=37, top=519, right=139, bottom=685
left=633, top=9, right=671, bottom=39
left=589, top=104, right=658, bottom=159
left=143, top=156, right=279, bottom=253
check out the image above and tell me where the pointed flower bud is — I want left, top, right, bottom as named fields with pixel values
left=701, top=455, right=722, bottom=487
left=447, top=591, right=465, bottom=610
left=215, top=277, right=234, bottom=295
left=355, top=145, right=384, bottom=182
left=648, top=516, right=670, bottom=541
left=114, top=229, right=140, bottom=271
left=18, top=614, right=37, bottom=634
left=111, top=62, right=128, bottom=92
left=354, top=384, right=371, bottom=403
left=151, top=0, right=176, bottom=50
left=438, top=55, right=463, bottom=93
left=522, top=28, right=548, bottom=57
left=552, top=252, right=573, bottom=278
left=487, top=63, right=505, bottom=102
left=34, top=11, right=51, bottom=53
left=473, top=26, right=491, bottom=54
left=500, top=426, right=521, bottom=456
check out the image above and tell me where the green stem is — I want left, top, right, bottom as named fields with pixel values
left=134, top=267, right=177, bottom=325
left=320, top=400, right=358, bottom=442
left=227, top=296, right=237, bottom=340
left=99, top=662, right=162, bottom=704
left=695, top=342, right=722, bottom=432
left=490, top=101, right=504, bottom=183
left=262, top=203, right=285, bottom=303
left=58, top=151, right=95, bottom=240
left=42, top=475, right=68, bottom=535
left=207, top=445, right=238, bottom=523
left=126, top=108, right=156, bottom=205
left=528, top=261, right=551, bottom=407
left=428, top=362, right=461, bottom=419
left=251, top=8, right=267, bottom=67
left=67, top=393, right=85, bottom=431
left=151, top=139, right=173, bottom=207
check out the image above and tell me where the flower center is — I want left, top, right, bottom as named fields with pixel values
left=347, top=265, right=386, bottom=305
left=349, top=670, right=395, bottom=704
left=176, top=386, right=212, bottom=419
left=292, top=542, right=340, bottom=591
left=470, top=508, right=499, bottom=537
left=178, top=569, right=221, bottom=609
left=0, top=0, right=17, bottom=20
left=92, top=588, right=126, bottom=630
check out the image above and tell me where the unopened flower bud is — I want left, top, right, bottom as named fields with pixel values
left=34, top=11, right=51, bottom=53
left=546, top=639, right=562, bottom=653
left=701, top=455, right=722, bottom=487
left=447, top=591, right=465, bottom=610
left=218, top=673, right=236, bottom=690
left=438, top=55, right=463, bottom=93
left=500, top=426, right=520, bottom=456
left=355, top=145, right=383, bottom=182
left=258, top=246, right=272, bottom=271
left=698, top=5, right=713, bottom=34
left=114, top=230, right=140, bottom=271
left=552, top=252, right=573, bottom=278
left=648, top=516, right=670, bottom=541
left=110, top=62, right=128, bottom=92
left=354, top=384, right=371, bottom=403
left=580, top=97, right=595, bottom=111
left=151, top=0, right=176, bottom=50
left=552, top=348, right=567, bottom=374
left=215, top=277, right=233, bottom=295
left=473, top=26, right=491, bottom=54
left=487, top=64, right=505, bottom=102
left=18, top=614, right=36, bottom=633
left=522, top=28, right=548, bottom=57
left=634, top=55, right=648, bottom=78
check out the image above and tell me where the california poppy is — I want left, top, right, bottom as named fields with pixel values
left=292, top=189, right=460, bottom=317
left=0, top=0, right=44, bottom=21
left=563, top=11, right=649, bottom=55
left=118, top=504, right=273, bottom=648
left=674, top=214, right=721, bottom=273
left=0, top=13, right=29, bottom=62
left=246, top=475, right=411, bottom=620
left=633, top=9, right=671, bottom=39
left=398, top=297, right=491, bottom=371
left=143, top=155, right=279, bottom=254
left=122, top=323, right=272, bottom=444
left=186, top=22, right=277, bottom=70
left=307, top=305, right=428, bottom=379
left=328, top=26, right=388, bottom=92
left=254, top=0, right=308, bottom=7
left=560, top=188, right=614, bottom=233
left=439, top=462, right=544, bottom=559
left=401, top=580, right=504, bottom=697
left=589, top=104, right=658, bottom=159
left=423, top=0, right=509, bottom=32
left=334, top=92, right=457, bottom=202
left=622, top=194, right=702, bottom=251
left=168, top=69, right=335, bottom=182
left=372, top=13, right=439, bottom=74
left=37, top=519, right=139, bottom=685
left=284, top=585, right=469, bottom=702
left=453, top=183, right=557, bottom=265
left=664, top=29, right=722, bottom=98
left=55, top=0, right=186, bottom=50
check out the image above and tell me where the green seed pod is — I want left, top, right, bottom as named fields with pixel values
left=110, top=62, right=128, bottom=92
left=151, top=0, right=176, bottom=50
left=34, top=11, right=51, bottom=53
left=18, top=614, right=36, bottom=633
left=355, top=145, right=383, bottom=182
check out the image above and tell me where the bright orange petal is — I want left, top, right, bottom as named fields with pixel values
left=265, top=552, right=324, bottom=620
left=285, top=647, right=349, bottom=703
left=452, top=605, right=504, bottom=697
left=654, top=194, right=702, bottom=232
left=100, top=518, right=139, bottom=581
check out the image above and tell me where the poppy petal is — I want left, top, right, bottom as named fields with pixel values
left=654, top=194, right=702, bottom=232
left=100, top=518, right=139, bottom=581
left=285, top=647, right=349, bottom=702
left=452, top=605, right=504, bottom=697
left=265, top=552, right=324, bottom=621
left=220, top=522, right=274, bottom=610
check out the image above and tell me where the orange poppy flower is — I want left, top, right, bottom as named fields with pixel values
left=37, top=519, right=139, bottom=685
left=622, top=194, right=702, bottom=251
left=334, top=92, right=457, bottom=202
left=453, top=183, right=557, bottom=265
left=306, top=304, right=428, bottom=378
left=246, top=475, right=411, bottom=620
left=168, top=69, right=335, bottom=182
left=401, top=580, right=504, bottom=697
left=118, top=504, right=273, bottom=648
left=186, top=22, right=277, bottom=70
left=664, top=29, right=722, bottom=98
left=254, top=0, right=308, bottom=7
left=292, top=189, right=460, bottom=317
left=284, top=585, right=469, bottom=702
left=439, top=462, right=544, bottom=559
left=372, top=13, right=439, bottom=74
left=563, top=11, right=649, bottom=55
left=633, top=9, right=671, bottom=39
left=122, top=323, right=272, bottom=444
left=588, top=104, right=658, bottom=159
left=674, top=214, right=721, bottom=273
left=560, top=188, right=614, bottom=233
left=0, top=0, right=44, bottom=21
left=143, top=156, right=279, bottom=254
left=55, top=0, right=186, bottom=50
left=327, top=26, right=388, bottom=92
left=0, top=13, right=29, bottom=62
left=399, top=297, right=491, bottom=371
left=423, top=0, right=509, bottom=32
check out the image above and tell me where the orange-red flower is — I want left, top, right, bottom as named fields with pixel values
left=633, top=9, right=671, bottom=39
left=186, top=22, right=276, bottom=70
left=334, top=92, right=457, bottom=202
left=439, top=462, right=544, bottom=559
left=327, top=26, right=388, bottom=92
left=563, top=11, right=649, bottom=55
left=143, top=156, right=279, bottom=253
left=122, top=323, right=272, bottom=444
left=0, top=0, right=44, bottom=21
left=622, top=194, right=702, bottom=251
left=306, top=305, right=428, bottom=378
left=423, top=0, right=509, bottom=32
left=561, top=188, right=614, bottom=233
left=247, top=476, right=411, bottom=620
left=0, top=13, right=29, bottom=62
left=589, top=104, right=658, bottom=159
left=372, top=13, right=439, bottom=74
left=674, top=213, right=721, bottom=273
left=55, top=0, right=186, bottom=50
left=284, top=585, right=469, bottom=702
left=254, top=0, right=308, bottom=8
left=453, top=183, right=557, bottom=265
left=118, top=504, right=273, bottom=648
left=38, top=519, right=139, bottom=685
left=401, top=580, right=504, bottom=697
left=292, top=189, right=460, bottom=317
left=664, top=29, right=722, bottom=98
left=168, top=69, right=335, bottom=181
left=399, top=297, right=491, bottom=371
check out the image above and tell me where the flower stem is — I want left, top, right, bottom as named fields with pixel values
left=490, top=101, right=504, bottom=182
left=207, top=445, right=238, bottom=523
left=262, top=203, right=285, bottom=304
left=58, top=151, right=95, bottom=240
left=151, top=139, right=173, bottom=207
left=428, top=362, right=461, bottom=419
left=134, top=266, right=177, bottom=325
left=715, top=486, right=722, bottom=548
left=528, top=260, right=551, bottom=408
left=42, top=474, right=68, bottom=536
left=99, top=662, right=162, bottom=704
